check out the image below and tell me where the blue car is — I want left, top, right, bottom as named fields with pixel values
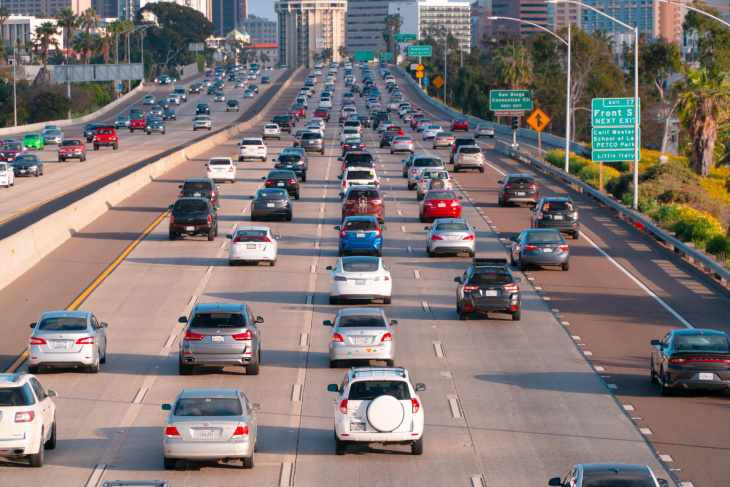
left=336, top=216, right=385, bottom=257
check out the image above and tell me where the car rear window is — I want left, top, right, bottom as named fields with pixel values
left=424, top=171, right=448, bottom=179
left=278, top=155, right=302, bottom=163
left=436, top=222, right=468, bottom=231
left=346, top=171, right=373, bottom=180
left=470, top=272, right=512, bottom=285
left=38, top=317, right=87, bottom=331
left=235, top=230, right=268, bottom=241
left=427, top=191, right=456, bottom=200
left=173, top=398, right=242, bottom=417
left=344, top=154, right=373, bottom=164
left=509, top=177, right=535, bottom=184
left=242, top=138, right=263, bottom=145
left=675, top=335, right=730, bottom=352
left=581, top=472, right=657, bottom=487
left=347, top=189, right=379, bottom=199
left=183, top=182, right=210, bottom=192
left=0, top=385, right=35, bottom=406
left=342, top=259, right=379, bottom=272
left=414, top=158, right=440, bottom=167
left=543, top=201, right=574, bottom=212
left=348, top=381, right=410, bottom=401
left=338, top=315, right=386, bottom=328
left=61, top=140, right=82, bottom=146
left=190, top=312, right=245, bottom=328
left=526, top=232, right=563, bottom=243
left=345, top=220, right=377, bottom=232
left=209, top=159, right=231, bottom=166
left=394, top=136, right=411, bottom=142
left=383, top=131, right=398, bottom=137
left=302, top=133, right=322, bottom=140
left=175, top=200, right=209, bottom=212
left=257, top=190, right=287, bottom=199
left=459, top=147, right=481, bottom=154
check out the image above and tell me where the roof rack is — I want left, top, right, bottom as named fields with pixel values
left=351, top=366, right=406, bottom=378
left=472, top=258, right=508, bottom=267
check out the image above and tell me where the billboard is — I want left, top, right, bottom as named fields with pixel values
left=316, top=38, right=324, bottom=49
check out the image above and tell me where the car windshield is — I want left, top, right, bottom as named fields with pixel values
left=175, top=200, right=209, bottom=212
left=414, top=158, right=440, bottom=167
left=346, top=171, right=373, bottom=180
left=14, top=155, right=37, bottom=162
left=526, top=232, right=563, bottom=243
left=341, top=258, right=379, bottom=272
left=98, top=129, right=113, bottom=135
left=173, top=397, right=242, bottom=417
left=345, top=220, right=377, bottom=232
left=348, top=381, right=410, bottom=401
left=4, top=143, right=21, bottom=150
left=675, top=335, right=730, bottom=352
left=257, top=190, right=287, bottom=199
left=470, top=272, right=512, bottom=285
left=208, top=159, right=231, bottom=166
left=436, top=222, right=468, bottom=231
left=24, top=134, right=39, bottom=138
left=38, top=317, right=87, bottom=331
left=189, top=312, right=245, bottom=328
left=61, top=140, right=82, bottom=147
left=427, top=191, right=456, bottom=201
left=459, top=147, right=481, bottom=154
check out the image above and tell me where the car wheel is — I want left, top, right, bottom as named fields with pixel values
left=427, top=246, right=434, bottom=258
left=411, top=436, right=424, bottom=455
left=169, top=232, right=177, bottom=241
left=572, top=231, right=580, bottom=240
left=329, top=359, right=339, bottom=369
left=479, top=167, right=485, bottom=173
left=28, top=439, right=44, bottom=467
left=650, top=360, right=658, bottom=384
left=376, top=250, right=383, bottom=257
left=459, top=310, right=468, bottom=321
left=247, top=349, right=260, bottom=375
left=147, top=132, right=151, bottom=135
left=510, top=253, right=516, bottom=267
left=207, top=231, right=215, bottom=241
left=100, top=347, right=107, bottom=364
left=407, top=183, right=414, bottom=190
left=58, top=157, right=63, bottom=162
left=417, top=193, right=423, bottom=201
left=383, top=296, right=392, bottom=305
left=28, top=365, right=39, bottom=374
left=294, top=193, right=299, bottom=200
left=453, top=166, right=459, bottom=172
left=88, top=357, right=99, bottom=373
left=338, top=250, right=345, bottom=257
left=269, top=259, right=276, bottom=267
left=178, top=357, right=193, bottom=375
left=163, top=457, right=176, bottom=470
left=335, top=435, right=348, bottom=455
left=45, top=420, right=57, bottom=450
left=562, top=261, right=570, bottom=271
left=301, top=172, right=307, bottom=182
left=390, top=150, right=394, bottom=154
left=239, top=157, right=244, bottom=162
left=82, top=155, right=86, bottom=161
left=498, top=197, right=504, bottom=207
left=286, top=214, right=292, bottom=221
left=242, top=452, right=254, bottom=469
left=519, top=257, right=527, bottom=272
left=469, top=251, right=476, bottom=258
left=512, top=308, right=521, bottom=321
left=660, top=369, right=673, bottom=396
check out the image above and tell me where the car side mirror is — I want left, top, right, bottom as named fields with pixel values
left=327, top=384, right=339, bottom=392
left=326, top=266, right=333, bottom=270
left=47, top=390, right=57, bottom=398
left=178, top=316, right=188, bottom=323
left=387, top=265, right=394, bottom=270
left=454, top=277, right=461, bottom=283
left=548, top=479, right=563, bottom=487
left=657, top=479, right=669, bottom=487
left=178, top=185, right=183, bottom=188
left=334, top=225, right=341, bottom=231
left=390, top=320, right=398, bottom=326
left=323, top=320, right=333, bottom=327
left=252, top=403, right=261, bottom=410
left=216, top=185, right=221, bottom=189
left=415, top=383, right=426, bottom=391
left=226, top=234, right=233, bottom=239
left=262, top=177, right=266, bottom=180
left=510, top=237, right=516, bottom=241
left=30, top=323, right=36, bottom=328
left=249, top=196, right=254, bottom=199
left=424, top=226, right=430, bottom=230
left=498, top=181, right=503, bottom=184
left=237, top=142, right=241, bottom=146
left=651, top=339, right=660, bottom=346
left=162, top=404, right=172, bottom=411
left=256, top=316, right=264, bottom=323
left=337, top=157, right=343, bottom=161
left=473, top=226, right=477, bottom=230
left=458, top=196, right=463, bottom=200
left=101, top=322, right=108, bottom=328
left=274, top=235, right=281, bottom=240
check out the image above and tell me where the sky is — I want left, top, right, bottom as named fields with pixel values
left=247, top=0, right=277, bottom=21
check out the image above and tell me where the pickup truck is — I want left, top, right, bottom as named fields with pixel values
left=93, top=127, right=118, bottom=150
left=129, top=116, right=145, bottom=133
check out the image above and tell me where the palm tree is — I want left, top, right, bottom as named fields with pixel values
left=54, top=8, right=77, bottom=64
left=382, top=14, right=403, bottom=62
left=338, top=45, right=347, bottom=62
left=491, top=44, right=533, bottom=90
left=678, top=69, right=730, bottom=177
left=78, top=8, right=99, bottom=37
left=33, top=22, right=60, bottom=70
left=259, top=52, right=269, bottom=64
left=72, top=32, right=95, bottom=64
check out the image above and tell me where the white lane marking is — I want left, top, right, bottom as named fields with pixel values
left=310, top=264, right=317, bottom=273
left=551, top=308, right=560, bottom=312
left=484, top=161, right=507, bottom=176
left=397, top=210, right=403, bottom=215
left=594, top=366, right=605, bottom=372
left=448, top=396, right=462, bottom=418
left=607, top=383, right=618, bottom=389
left=187, top=295, right=198, bottom=306
left=132, top=388, right=148, bottom=404
left=401, top=225, right=407, bottom=232
left=164, top=334, right=177, bottom=348
left=471, top=476, right=485, bottom=487
left=299, top=334, right=308, bottom=346
left=85, top=464, right=107, bottom=487
left=433, top=342, right=444, bottom=358
left=314, top=241, right=320, bottom=248
left=571, top=335, right=582, bottom=340
left=542, top=297, right=551, bottom=301
left=561, top=321, right=571, bottom=326
left=241, top=208, right=247, bottom=214
left=659, top=454, right=674, bottom=462
left=219, top=241, right=227, bottom=249
left=640, top=428, right=653, bottom=435
left=291, top=384, right=302, bottom=402
left=317, top=223, right=322, bottom=229
left=279, top=462, right=294, bottom=486
left=305, top=295, right=313, bottom=305
left=527, top=277, right=535, bottom=281
left=534, top=286, right=543, bottom=290
left=230, top=224, right=236, bottom=231
left=407, top=246, right=413, bottom=253
left=581, top=232, right=694, bottom=329
left=584, top=351, right=593, bottom=356
left=206, top=265, right=214, bottom=274
left=623, top=404, right=635, bottom=411
left=414, top=270, right=421, bottom=279
left=421, top=301, right=430, bottom=311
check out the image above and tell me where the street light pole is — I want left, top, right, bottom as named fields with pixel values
left=13, top=42, right=17, bottom=127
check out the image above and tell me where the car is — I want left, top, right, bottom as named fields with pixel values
left=292, top=103, right=306, bottom=118
left=168, top=197, right=218, bottom=241
left=0, top=161, right=15, bottom=187
left=178, top=178, right=220, bottom=208
left=42, top=129, right=63, bottom=145
left=327, top=257, right=393, bottom=305
left=455, top=258, right=521, bottom=321
left=143, top=94, right=155, bottom=105
left=650, top=329, right=730, bottom=396
left=304, top=124, right=323, bottom=137
left=129, top=107, right=144, bottom=118
left=249, top=188, right=293, bottom=221
left=549, top=463, right=669, bottom=487
left=174, top=86, right=188, bottom=101
left=340, top=167, right=378, bottom=192
left=130, top=116, right=146, bottom=132
left=114, top=116, right=131, bottom=129
left=196, top=103, right=211, bottom=115
left=0, top=141, right=29, bottom=161
left=319, top=97, right=332, bottom=108
left=419, top=189, right=462, bottom=222
left=214, top=92, right=226, bottom=102
left=451, top=118, right=469, bottom=131
left=226, top=99, right=240, bottom=112
left=314, top=107, right=330, bottom=122
left=474, top=123, right=495, bottom=138
left=340, top=128, right=360, bottom=145
left=433, top=131, right=455, bottom=149
left=340, top=185, right=386, bottom=223
left=380, top=130, right=402, bottom=148
left=262, top=124, right=281, bottom=140
left=22, top=133, right=44, bottom=150
left=243, top=89, right=255, bottom=98
left=509, top=228, right=570, bottom=271
left=239, top=137, right=267, bottom=162
left=272, top=115, right=293, bottom=132
left=339, top=151, right=377, bottom=175
left=416, top=169, right=452, bottom=200
left=450, top=137, right=478, bottom=163
left=377, top=121, right=394, bottom=133
left=150, top=105, right=164, bottom=117
left=425, top=218, right=476, bottom=257
left=356, top=115, right=371, bottom=129
left=226, top=225, right=280, bottom=266
left=327, top=366, right=425, bottom=455
left=162, top=388, right=259, bottom=470
left=0, top=372, right=57, bottom=467
left=531, top=196, right=580, bottom=239
left=342, top=137, right=366, bottom=156
left=235, top=79, right=247, bottom=88
left=292, top=129, right=309, bottom=147
left=406, top=155, right=443, bottom=189
left=192, top=115, right=212, bottom=131
left=158, top=99, right=171, bottom=110
left=163, top=109, right=176, bottom=121
left=83, top=123, right=106, bottom=142
left=262, top=170, right=299, bottom=199
left=296, top=96, right=309, bottom=108
left=205, top=157, right=237, bottom=183
left=336, top=216, right=385, bottom=257
left=300, top=132, right=325, bottom=154
left=157, top=75, right=171, bottom=85
left=390, top=136, right=414, bottom=154
left=207, top=86, right=218, bottom=95
left=146, top=119, right=166, bottom=135
left=274, top=152, right=307, bottom=181
left=12, top=154, right=44, bottom=176
left=415, top=119, right=432, bottom=133
left=498, top=174, right=540, bottom=206
left=42, top=124, right=60, bottom=132
left=453, top=145, right=484, bottom=172
left=177, top=302, right=263, bottom=375
left=58, top=139, right=87, bottom=162
left=28, top=310, right=108, bottom=373
left=422, top=125, right=443, bottom=140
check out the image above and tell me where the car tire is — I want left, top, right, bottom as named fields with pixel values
left=562, top=262, right=570, bottom=271
left=329, top=359, right=339, bottom=369
left=82, top=155, right=86, bottom=161
left=100, top=347, right=107, bottom=364
left=498, top=198, right=504, bottom=207
left=335, top=435, right=348, bottom=455
left=269, top=259, right=276, bottom=267
left=427, top=247, right=434, bottom=257
left=383, top=296, right=392, bottom=305
left=28, top=440, right=44, bottom=467
left=178, top=358, right=193, bottom=376
left=660, top=369, right=673, bottom=396
left=294, top=194, right=299, bottom=200
left=247, top=350, right=260, bottom=376
left=242, top=452, right=254, bottom=469
left=376, top=250, right=383, bottom=257
left=163, top=457, right=176, bottom=470
left=45, top=420, right=57, bottom=450
left=510, top=254, right=516, bottom=267
left=469, top=250, right=476, bottom=258
left=207, top=231, right=215, bottom=241
left=519, top=257, right=527, bottom=272
left=479, top=167, right=485, bottom=173
left=572, top=231, right=580, bottom=240
left=28, top=365, right=39, bottom=374
left=411, top=436, right=424, bottom=455
left=94, top=145, right=98, bottom=151
left=239, top=157, right=244, bottom=162
left=650, top=360, right=658, bottom=384
left=407, top=183, right=414, bottom=190
left=169, top=232, right=177, bottom=241
left=321, top=149, right=325, bottom=155
left=453, top=166, right=459, bottom=172
left=459, top=310, right=468, bottom=321
left=301, top=172, right=307, bottom=182
left=58, top=157, right=63, bottom=162
left=512, top=309, right=521, bottom=321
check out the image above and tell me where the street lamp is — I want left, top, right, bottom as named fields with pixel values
left=547, top=0, right=640, bottom=209
left=489, top=16, right=571, bottom=166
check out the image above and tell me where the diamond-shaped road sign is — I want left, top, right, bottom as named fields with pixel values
left=432, top=75, right=444, bottom=89
left=526, top=108, right=550, bottom=133
left=416, top=64, right=424, bottom=72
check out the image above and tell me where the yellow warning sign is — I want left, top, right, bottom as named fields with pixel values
left=416, top=64, right=424, bottom=72
left=415, top=71, right=424, bottom=78
left=526, top=108, right=550, bottom=132
left=432, top=75, right=444, bottom=89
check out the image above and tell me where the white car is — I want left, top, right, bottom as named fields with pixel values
left=0, top=161, right=15, bottom=187
left=340, top=128, right=360, bottom=145
left=327, top=256, right=393, bottom=304
left=416, top=169, right=452, bottom=200
left=308, top=118, right=326, bottom=132
left=143, top=95, right=155, bottom=105
left=262, top=124, right=281, bottom=140
left=422, top=125, right=443, bottom=140
left=0, top=372, right=58, bottom=467
left=192, top=115, right=211, bottom=131
left=206, top=157, right=237, bottom=183
left=227, top=226, right=279, bottom=266
left=167, top=94, right=182, bottom=105
left=327, top=366, right=425, bottom=455
left=238, top=137, right=267, bottom=162
left=319, top=97, right=333, bottom=108
left=296, top=96, right=308, bottom=107
left=341, top=167, right=378, bottom=190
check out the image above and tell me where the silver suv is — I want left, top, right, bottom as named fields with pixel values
left=453, top=145, right=485, bottom=173
left=178, top=303, right=264, bottom=376
left=300, top=132, right=325, bottom=155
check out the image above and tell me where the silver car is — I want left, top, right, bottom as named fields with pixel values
left=192, top=115, right=212, bottom=131
left=28, top=311, right=108, bottom=373
left=390, top=136, right=414, bottom=154
left=474, top=123, right=495, bottom=138
left=178, top=302, right=263, bottom=375
left=162, top=389, right=259, bottom=470
left=453, top=145, right=485, bottom=173
left=243, top=89, right=255, bottom=98
left=115, top=116, right=131, bottom=128
left=324, top=308, right=397, bottom=368
left=509, top=228, right=570, bottom=271
left=42, top=129, right=63, bottom=145
left=425, top=218, right=476, bottom=257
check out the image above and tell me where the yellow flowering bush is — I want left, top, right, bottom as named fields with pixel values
left=653, top=203, right=724, bottom=247
left=700, top=178, right=730, bottom=206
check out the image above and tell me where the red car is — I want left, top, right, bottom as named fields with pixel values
left=314, top=108, right=330, bottom=121
left=58, top=138, right=87, bottom=161
left=419, top=189, right=462, bottom=222
left=287, top=110, right=300, bottom=121
left=292, top=104, right=306, bottom=118
left=130, top=116, right=146, bottom=133
left=451, top=118, right=469, bottom=131
left=93, top=127, right=118, bottom=151
left=0, top=141, right=28, bottom=161
left=205, top=69, right=214, bottom=77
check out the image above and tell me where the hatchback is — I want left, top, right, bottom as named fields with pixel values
left=340, top=185, right=386, bottom=223
left=227, top=226, right=279, bottom=266
left=419, top=190, right=462, bottom=222
left=451, top=118, right=469, bottom=131
left=416, top=169, right=452, bottom=200
left=274, top=152, right=307, bottom=181
left=336, top=216, right=385, bottom=256
left=455, top=258, right=521, bottom=321
left=531, top=197, right=580, bottom=239
left=324, top=308, right=396, bottom=367
left=422, top=125, right=443, bottom=140
left=453, top=145, right=485, bottom=172
left=12, top=154, right=43, bottom=176
left=474, top=123, right=495, bottom=138
left=510, top=229, right=570, bottom=271
left=498, top=174, right=540, bottom=206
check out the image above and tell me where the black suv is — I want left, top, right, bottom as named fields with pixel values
left=454, top=258, right=521, bottom=321
left=339, top=151, right=377, bottom=175
left=263, top=170, right=300, bottom=199
left=531, top=196, right=580, bottom=239
left=178, top=178, right=220, bottom=209
left=450, top=137, right=478, bottom=164
left=272, top=115, right=293, bottom=133
left=196, top=103, right=210, bottom=115
left=498, top=174, right=540, bottom=207
left=168, top=198, right=218, bottom=241
left=83, top=123, right=106, bottom=142
left=274, top=152, right=308, bottom=181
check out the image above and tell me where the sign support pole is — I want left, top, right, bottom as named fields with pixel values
left=419, top=56, right=422, bottom=89
left=599, top=161, right=604, bottom=190
left=538, top=131, right=542, bottom=156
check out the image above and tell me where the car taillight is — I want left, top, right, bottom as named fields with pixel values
left=265, top=180, right=274, bottom=185
left=340, top=230, right=347, bottom=238
left=374, top=229, right=381, bottom=238
left=165, top=426, right=181, bottom=437
left=232, top=330, right=253, bottom=340
left=463, top=285, right=479, bottom=292
left=339, top=399, right=348, bottom=414
left=536, top=212, right=543, bottom=219
left=374, top=276, right=390, bottom=281
left=431, top=235, right=443, bottom=240
left=411, top=398, right=420, bottom=414
left=333, top=333, right=344, bottom=343
left=184, top=330, right=204, bottom=341
left=462, top=235, right=474, bottom=241
left=524, top=245, right=537, bottom=251
left=206, top=167, right=211, bottom=172
left=558, top=245, right=568, bottom=251
left=76, top=337, right=95, bottom=345
left=228, top=167, right=234, bottom=172
left=419, top=180, right=424, bottom=184
left=207, top=215, right=212, bottom=224
left=15, top=412, right=35, bottom=422
left=258, top=147, right=265, bottom=149
left=573, top=211, right=579, bottom=219
left=29, top=337, right=47, bottom=345
left=288, top=180, right=297, bottom=185
left=372, top=199, right=381, bottom=204
left=381, top=333, right=392, bottom=342
left=333, top=275, right=347, bottom=281
left=450, top=201, right=461, bottom=207
left=504, top=184, right=514, bottom=189
left=504, top=284, right=519, bottom=292
left=232, top=425, right=249, bottom=438
left=529, top=184, right=538, bottom=189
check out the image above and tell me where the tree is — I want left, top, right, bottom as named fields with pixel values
left=259, top=52, right=269, bottom=64
left=338, top=45, right=347, bottom=62
left=72, top=32, right=94, bottom=65
left=491, top=44, right=532, bottom=90
left=682, top=4, right=730, bottom=74
left=28, top=91, right=72, bottom=122
left=78, top=8, right=99, bottom=37
left=33, top=22, right=60, bottom=70
left=53, top=7, right=77, bottom=64
left=382, top=14, right=403, bottom=62
left=321, top=47, right=333, bottom=64
left=677, top=69, right=730, bottom=177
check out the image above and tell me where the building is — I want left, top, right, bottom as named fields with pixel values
left=491, top=0, right=549, bottom=37
left=470, top=0, right=491, bottom=48
left=548, top=2, right=581, bottom=30
left=1, top=0, right=91, bottom=17
left=240, top=16, right=278, bottom=44
left=251, top=43, right=279, bottom=65
left=92, top=0, right=119, bottom=18
left=211, top=0, right=247, bottom=35
left=345, top=0, right=393, bottom=54
left=388, top=0, right=471, bottom=52
left=1, top=15, right=65, bottom=51
left=275, top=0, right=347, bottom=68
left=575, top=0, right=684, bottom=44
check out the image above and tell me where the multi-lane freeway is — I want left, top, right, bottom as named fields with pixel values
left=0, top=62, right=726, bottom=487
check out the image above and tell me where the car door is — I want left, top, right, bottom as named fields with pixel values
left=91, top=315, right=106, bottom=357
left=511, top=232, right=524, bottom=261
left=30, top=378, right=54, bottom=436
left=246, top=307, right=261, bottom=352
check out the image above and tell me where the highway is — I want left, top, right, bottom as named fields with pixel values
left=0, top=62, right=718, bottom=487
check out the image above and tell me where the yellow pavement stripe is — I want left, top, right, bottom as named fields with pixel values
left=5, top=351, right=28, bottom=374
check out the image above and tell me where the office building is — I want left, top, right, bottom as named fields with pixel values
left=470, top=0, right=491, bottom=48
left=576, top=0, right=684, bottom=43
left=1, top=15, right=65, bottom=51
left=241, top=16, right=278, bottom=44
left=491, top=0, right=549, bottom=37
left=210, top=0, right=246, bottom=35
left=345, top=0, right=393, bottom=53
left=389, top=0, right=471, bottom=52
left=1, top=0, right=91, bottom=17
left=275, top=0, right=347, bottom=68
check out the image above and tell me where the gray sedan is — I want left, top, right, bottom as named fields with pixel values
left=509, top=228, right=570, bottom=271
left=425, top=218, right=476, bottom=257
left=162, top=389, right=259, bottom=470
left=324, top=308, right=397, bottom=368
left=42, top=129, right=64, bottom=145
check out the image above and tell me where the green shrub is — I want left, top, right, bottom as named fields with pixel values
left=706, top=234, right=730, bottom=258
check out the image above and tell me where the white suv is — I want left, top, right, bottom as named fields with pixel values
left=205, top=157, right=237, bottom=183
left=238, top=137, right=267, bottom=162
left=0, top=373, right=57, bottom=467
left=262, top=124, right=281, bottom=140
left=327, top=367, right=425, bottom=455
left=416, top=169, right=452, bottom=200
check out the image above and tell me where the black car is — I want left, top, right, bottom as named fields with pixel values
left=373, top=111, right=390, bottom=127
left=83, top=123, right=105, bottom=142
left=226, top=99, right=240, bottom=112
left=351, top=85, right=361, bottom=93
left=12, top=154, right=44, bottom=177
left=531, top=196, right=580, bottom=239
left=454, top=258, right=521, bottom=321
left=450, top=137, right=478, bottom=164
left=261, top=76, right=270, bottom=84
left=356, top=115, right=371, bottom=129
left=651, top=329, right=730, bottom=396
left=272, top=115, right=293, bottom=133
left=339, top=151, right=376, bottom=174
left=250, top=188, right=293, bottom=221
left=274, top=153, right=308, bottom=181
left=196, top=103, right=211, bottom=115
left=146, top=119, right=166, bottom=135
left=168, top=198, right=218, bottom=241
left=249, top=84, right=259, bottom=94
left=158, top=99, right=171, bottom=110
left=163, top=109, right=176, bottom=120
left=207, top=86, right=218, bottom=95
left=178, top=178, right=220, bottom=209
left=262, top=170, right=299, bottom=200
left=342, top=137, right=366, bottom=156
left=379, top=130, right=399, bottom=148
left=498, top=174, right=539, bottom=207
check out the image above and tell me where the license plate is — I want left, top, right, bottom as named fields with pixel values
left=247, top=244, right=257, bottom=249
left=553, top=215, right=564, bottom=220
left=516, top=192, right=525, bottom=196
left=267, top=203, right=275, bottom=208
left=355, top=337, right=368, bottom=345
left=212, top=335, right=224, bottom=342
left=198, top=429, right=215, bottom=438
left=350, top=422, right=366, bottom=432
left=438, top=203, right=446, bottom=207
left=484, top=290, right=498, bottom=297
left=53, top=341, right=68, bottom=348
left=543, top=248, right=553, bottom=253
left=699, top=373, right=714, bottom=381
left=20, top=170, right=26, bottom=174
left=355, top=279, right=366, bottom=285
left=186, top=226, right=195, bottom=231
left=193, top=192, right=202, bottom=197
left=356, top=233, right=365, bottom=238
left=278, top=182, right=284, bottom=186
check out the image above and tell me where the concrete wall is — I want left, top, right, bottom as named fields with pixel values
left=179, top=61, right=199, bottom=80
left=0, top=67, right=304, bottom=293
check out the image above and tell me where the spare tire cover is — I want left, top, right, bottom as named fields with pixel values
left=366, top=395, right=404, bottom=432
left=430, top=179, right=445, bottom=189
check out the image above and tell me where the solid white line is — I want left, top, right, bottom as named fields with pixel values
left=299, top=334, right=308, bottom=346
left=132, top=388, right=148, bottom=404
left=279, top=462, right=294, bottom=486
left=85, top=464, right=107, bottom=487
left=581, top=232, right=694, bottom=329
left=230, top=224, right=236, bottom=231
left=187, top=295, right=197, bottom=306
left=561, top=321, right=571, bottom=326
left=484, top=161, right=507, bottom=176
left=241, top=208, right=247, bottom=214
left=164, top=334, right=176, bottom=348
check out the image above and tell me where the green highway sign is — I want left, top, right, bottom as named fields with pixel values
left=354, top=50, right=375, bottom=62
left=591, top=98, right=639, bottom=127
left=592, top=148, right=641, bottom=162
left=489, top=90, right=533, bottom=111
left=395, top=34, right=417, bottom=43
left=408, top=45, right=432, bottom=57
left=381, top=53, right=393, bottom=60
left=591, top=97, right=640, bottom=162
left=592, top=127, right=640, bottom=151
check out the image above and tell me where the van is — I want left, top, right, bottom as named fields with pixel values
left=174, top=86, right=187, bottom=102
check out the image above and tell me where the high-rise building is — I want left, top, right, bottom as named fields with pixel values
left=470, top=0, right=491, bottom=48
left=137, top=0, right=211, bottom=21
left=211, top=0, right=245, bottom=35
left=345, top=0, right=393, bottom=53
left=92, top=0, right=118, bottom=18
left=389, top=0, right=471, bottom=52
left=275, top=0, right=347, bottom=68
left=1, top=0, right=92, bottom=17
left=491, top=0, right=549, bottom=37
left=241, top=16, right=277, bottom=45
left=576, top=0, right=684, bottom=43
